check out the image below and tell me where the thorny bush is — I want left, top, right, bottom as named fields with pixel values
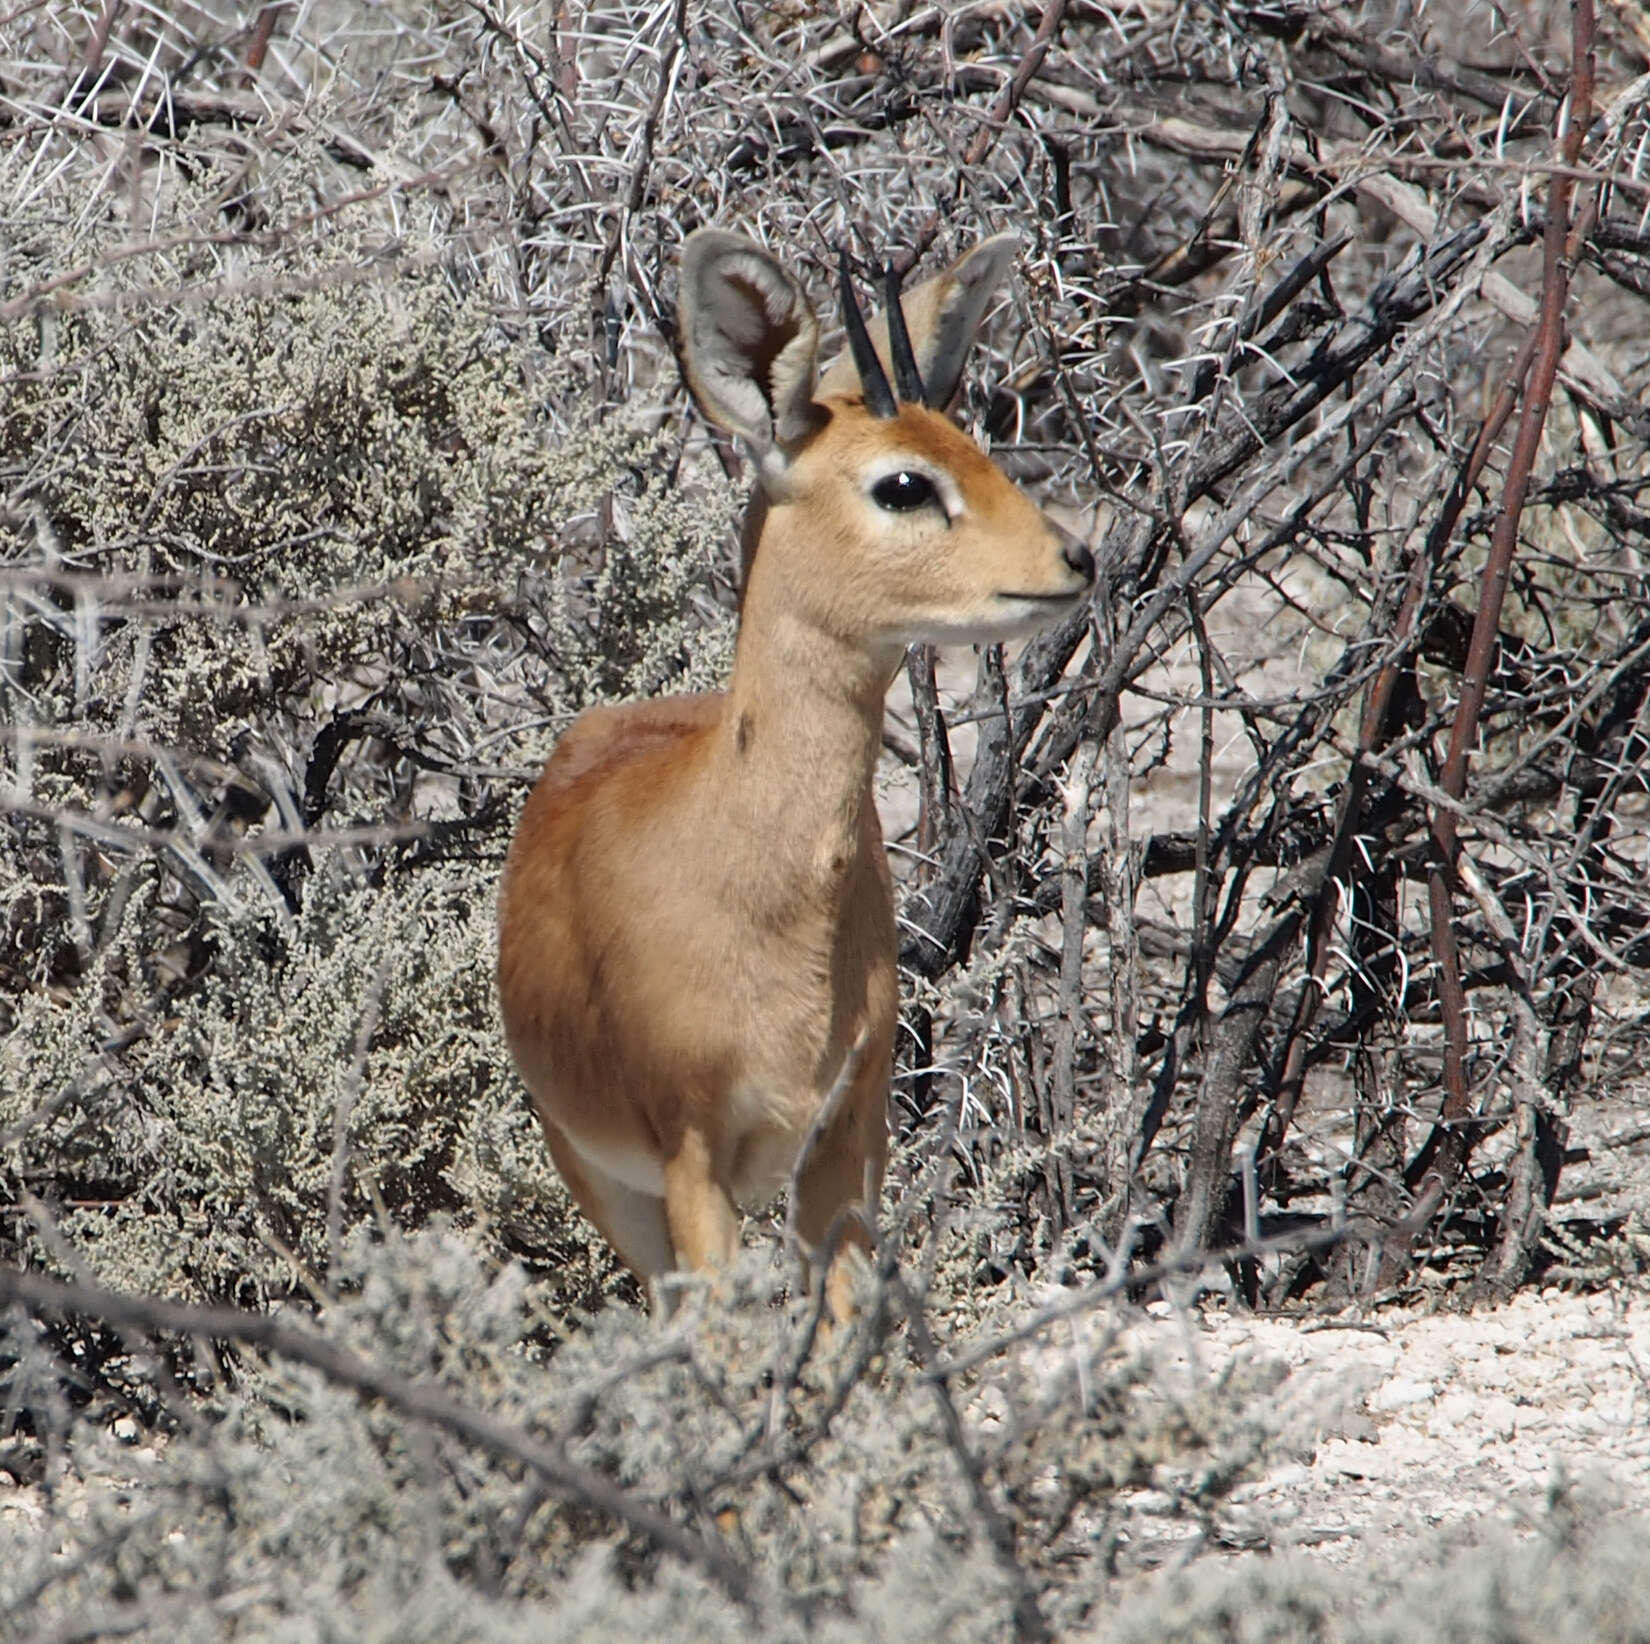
left=2, top=0, right=1649, bottom=1638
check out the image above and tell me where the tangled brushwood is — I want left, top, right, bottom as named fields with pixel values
left=2, top=0, right=1650, bottom=1638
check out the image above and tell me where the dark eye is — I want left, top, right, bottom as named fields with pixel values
left=871, top=471, right=939, bottom=513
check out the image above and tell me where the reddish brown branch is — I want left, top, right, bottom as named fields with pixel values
left=79, top=0, right=121, bottom=80
left=242, top=3, right=287, bottom=86
left=1261, top=327, right=1539, bottom=1180
left=1415, top=0, right=1596, bottom=1194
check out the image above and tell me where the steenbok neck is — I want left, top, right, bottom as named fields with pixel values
left=712, top=565, right=896, bottom=893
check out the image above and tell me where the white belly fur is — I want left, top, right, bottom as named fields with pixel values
left=560, top=1080, right=809, bottom=1206
left=564, top=1131, right=667, bottom=1197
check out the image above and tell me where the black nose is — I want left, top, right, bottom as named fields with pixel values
left=1063, top=540, right=1096, bottom=583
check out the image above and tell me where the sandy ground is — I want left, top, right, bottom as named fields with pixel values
left=1185, top=1286, right=1650, bottom=1560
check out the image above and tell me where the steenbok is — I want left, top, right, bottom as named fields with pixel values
left=497, top=229, right=1094, bottom=1320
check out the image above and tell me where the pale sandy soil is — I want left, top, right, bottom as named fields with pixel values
left=1183, top=1286, right=1649, bottom=1560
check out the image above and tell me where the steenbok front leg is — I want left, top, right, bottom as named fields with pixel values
left=661, top=1128, right=742, bottom=1277
left=791, top=1051, right=890, bottom=1322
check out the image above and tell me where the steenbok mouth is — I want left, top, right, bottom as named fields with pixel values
left=997, top=587, right=1088, bottom=606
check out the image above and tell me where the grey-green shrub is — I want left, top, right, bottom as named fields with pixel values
left=0, top=1232, right=1322, bottom=1642
left=1, top=146, right=735, bottom=1303
left=1, top=857, right=605, bottom=1305
left=6, top=1232, right=1647, bottom=1644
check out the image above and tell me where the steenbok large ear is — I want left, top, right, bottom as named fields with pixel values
left=678, top=230, right=821, bottom=455
left=817, top=234, right=1020, bottom=408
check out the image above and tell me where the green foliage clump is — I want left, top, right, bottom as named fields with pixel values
left=0, top=153, right=735, bottom=755
left=0, top=141, right=736, bottom=1306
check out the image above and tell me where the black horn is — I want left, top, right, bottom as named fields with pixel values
left=883, top=260, right=928, bottom=406
left=838, top=246, right=897, bottom=419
